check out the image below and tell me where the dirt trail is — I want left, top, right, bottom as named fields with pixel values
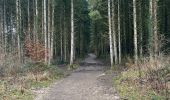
left=35, top=54, right=120, bottom=100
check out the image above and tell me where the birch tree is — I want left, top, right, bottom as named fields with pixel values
left=111, top=0, right=118, bottom=64
left=133, top=0, right=138, bottom=64
left=44, top=0, right=47, bottom=63
left=108, top=0, right=114, bottom=66
left=70, top=0, right=74, bottom=65
left=51, top=0, right=55, bottom=60
left=48, top=0, right=51, bottom=65
left=117, top=0, right=121, bottom=64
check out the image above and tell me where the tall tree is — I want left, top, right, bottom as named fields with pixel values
left=44, top=0, right=47, bottom=63
left=70, top=0, right=75, bottom=65
left=133, top=0, right=138, bottom=64
left=51, top=0, right=55, bottom=60
left=111, top=0, right=118, bottom=64
left=16, top=0, right=21, bottom=64
left=48, top=0, right=51, bottom=65
left=153, top=0, right=158, bottom=56
left=117, top=0, right=121, bottom=64
left=149, top=0, right=153, bottom=60
left=108, top=0, right=113, bottom=66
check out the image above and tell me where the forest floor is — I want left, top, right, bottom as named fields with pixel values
left=35, top=54, right=120, bottom=100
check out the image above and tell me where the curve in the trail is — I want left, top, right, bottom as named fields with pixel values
left=35, top=54, right=120, bottom=100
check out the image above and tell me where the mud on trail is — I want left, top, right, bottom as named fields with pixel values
left=35, top=54, right=120, bottom=100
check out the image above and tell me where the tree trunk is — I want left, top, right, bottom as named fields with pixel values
left=133, top=0, right=138, bottom=64
left=48, top=0, right=51, bottom=65
left=51, top=0, right=54, bottom=60
left=44, top=0, right=47, bottom=63
left=64, top=4, right=67, bottom=62
left=111, top=0, right=118, bottom=64
left=118, top=0, right=121, bottom=64
left=153, top=0, right=158, bottom=57
left=149, top=0, right=153, bottom=60
left=108, top=0, right=114, bottom=66
left=60, top=13, right=63, bottom=61
left=16, top=0, right=21, bottom=64
left=139, top=0, right=143, bottom=58
left=70, top=0, right=74, bottom=65
left=27, top=0, right=30, bottom=39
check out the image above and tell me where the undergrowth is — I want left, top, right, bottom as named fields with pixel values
left=0, top=62, right=64, bottom=100
left=113, top=56, right=170, bottom=100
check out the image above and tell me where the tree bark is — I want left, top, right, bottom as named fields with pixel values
left=70, top=0, right=74, bottom=65
left=48, top=0, right=51, bottom=65
left=44, top=0, right=47, bottom=63
left=111, top=0, right=118, bottom=64
left=108, top=0, right=114, bottom=66
left=51, top=0, right=54, bottom=60
left=118, top=0, right=121, bottom=64
left=133, top=0, right=138, bottom=64
left=16, top=0, right=21, bottom=64
left=153, top=0, right=158, bottom=57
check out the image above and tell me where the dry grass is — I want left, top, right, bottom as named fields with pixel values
left=114, top=55, right=170, bottom=99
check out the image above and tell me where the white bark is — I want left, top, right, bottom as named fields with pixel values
left=149, top=0, right=153, bottom=60
left=44, top=0, right=47, bottom=63
left=111, top=0, right=118, bottom=64
left=118, top=0, right=121, bottom=64
left=51, top=0, right=54, bottom=60
left=108, top=0, right=114, bottom=66
left=70, top=0, right=74, bottom=65
left=133, top=0, right=138, bottom=64
left=48, top=0, right=51, bottom=65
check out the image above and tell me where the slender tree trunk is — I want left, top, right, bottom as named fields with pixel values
left=51, top=0, right=54, bottom=60
left=27, top=0, right=30, bottom=39
left=35, top=0, right=38, bottom=41
left=16, top=0, right=21, bottom=64
left=111, top=0, right=118, bottom=64
left=153, top=0, right=158, bottom=57
left=44, top=0, right=47, bottom=63
left=108, top=0, right=114, bottom=66
left=70, top=0, right=74, bottom=65
left=149, top=0, right=153, bottom=60
left=3, top=0, right=7, bottom=54
left=117, top=0, right=121, bottom=64
left=60, top=14, right=63, bottom=61
left=48, top=0, right=51, bottom=65
left=139, top=1, right=143, bottom=58
left=64, top=5, right=67, bottom=62
left=133, top=0, right=138, bottom=64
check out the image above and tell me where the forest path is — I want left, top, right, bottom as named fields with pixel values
left=35, top=53, right=120, bottom=100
